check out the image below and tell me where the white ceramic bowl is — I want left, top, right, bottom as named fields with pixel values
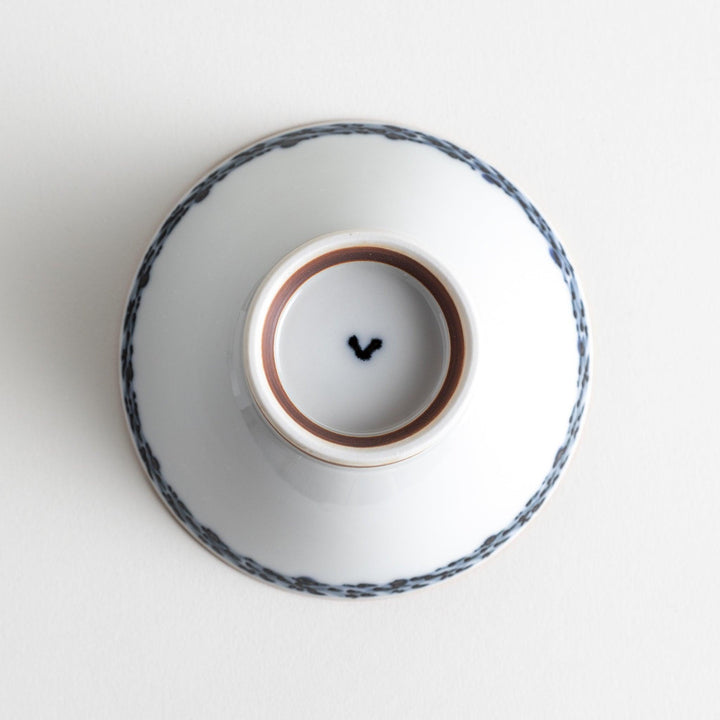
left=121, top=122, right=590, bottom=598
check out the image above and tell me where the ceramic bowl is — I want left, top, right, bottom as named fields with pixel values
left=120, top=122, right=590, bottom=598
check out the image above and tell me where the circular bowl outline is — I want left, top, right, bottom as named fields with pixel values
left=120, top=122, right=590, bottom=598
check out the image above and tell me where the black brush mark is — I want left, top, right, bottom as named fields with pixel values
left=348, top=335, right=383, bottom=361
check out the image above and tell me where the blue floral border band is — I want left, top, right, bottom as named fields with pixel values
left=121, top=123, right=590, bottom=598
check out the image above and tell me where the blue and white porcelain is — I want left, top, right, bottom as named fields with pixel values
left=120, top=122, right=590, bottom=598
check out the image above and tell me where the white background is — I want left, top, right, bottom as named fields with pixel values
left=1, top=1, right=718, bottom=717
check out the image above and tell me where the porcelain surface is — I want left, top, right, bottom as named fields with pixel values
left=121, top=122, right=590, bottom=597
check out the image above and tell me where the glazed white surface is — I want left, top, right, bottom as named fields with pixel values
left=275, top=259, right=448, bottom=436
left=2, top=1, right=719, bottom=718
